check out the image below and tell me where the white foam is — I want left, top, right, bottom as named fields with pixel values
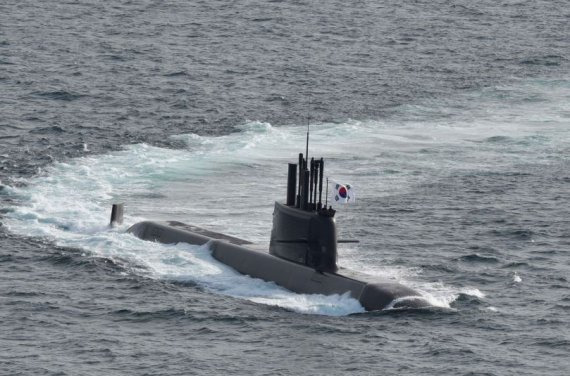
left=0, top=116, right=516, bottom=313
left=460, top=287, right=486, bottom=299
left=2, top=127, right=372, bottom=315
left=4, top=79, right=569, bottom=314
left=3, top=207, right=365, bottom=316
left=338, top=248, right=481, bottom=309
left=513, top=273, right=522, bottom=283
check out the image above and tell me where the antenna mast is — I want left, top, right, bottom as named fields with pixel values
left=305, top=114, right=310, bottom=163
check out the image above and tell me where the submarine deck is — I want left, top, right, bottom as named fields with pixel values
left=166, top=221, right=253, bottom=246
left=141, top=221, right=395, bottom=286
left=127, top=220, right=425, bottom=310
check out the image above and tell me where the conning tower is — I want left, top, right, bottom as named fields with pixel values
left=269, top=154, right=338, bottom=273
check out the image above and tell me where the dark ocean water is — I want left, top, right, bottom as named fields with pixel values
left=1, top=1, right=569, bottom=375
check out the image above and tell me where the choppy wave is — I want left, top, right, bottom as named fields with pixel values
left=0, top=118, right=491, bottom=315
left=4, top=79, right=570, bottom=315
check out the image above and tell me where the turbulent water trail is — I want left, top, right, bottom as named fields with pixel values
left=2, top=0, right=569, bottom=373
left=0, top=121, right=466, bottom=314
left=3, top=79, right=569, bottom=315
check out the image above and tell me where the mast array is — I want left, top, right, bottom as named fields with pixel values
left=287, top=153, right=326, bottom=212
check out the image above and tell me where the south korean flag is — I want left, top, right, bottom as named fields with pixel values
left=331, top=181, right=355, bottom=204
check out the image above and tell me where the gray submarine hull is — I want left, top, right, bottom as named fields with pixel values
left=125, top=154, right=429, bottom=311
left=128, top=219, right=426, bottom=311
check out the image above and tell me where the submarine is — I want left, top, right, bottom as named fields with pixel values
left=116, top=143, right=429, bottom=311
